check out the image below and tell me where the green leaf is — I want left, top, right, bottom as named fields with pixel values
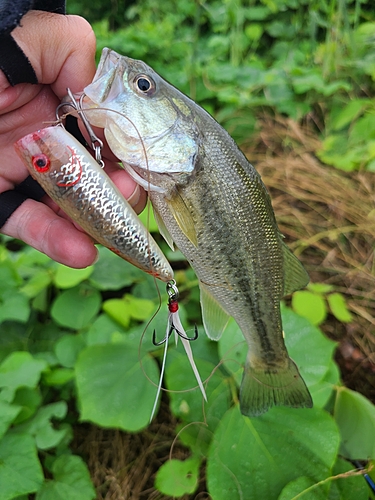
left=102, top=298, right=131, bottom=328
left=331, top=99, right=371, bottom=131
left=308, top=283, right=334, bottom=294
left=292, top=291, right=327, bottom=325
left=0, top=400, right=22, bottom=439
left=54, top=264, right=93, bottom=289
left=86, top=314, right=124, bottom=346
left=15, top=401, right=68, bottom=450
left=102, top=295, right=156, bottom=328
left=0, top=432, right=43, bottom=500
left=334, top=387, right=375, bottom=460
left=309, top=360, right=340, bottom=409
left=76, top=343, right=159, bottom=431
left=166, top=349, right=231, bottom=456
left=217, top=318, right=247, bottom=386
left=278, top=476, right=326, bottom=500
left=20, top=270, right=52, bottom=298
left=54, top=334, right=86, bottom=368
left=0, top=262, right=22, bottom=295
left=51, top=286, right=101, bottom=330
left=155, top=457, right=200, bottom=496
left=0, top=293, right=30, bottom=324
left=36, top=455, right=95, bottom=500
left=166, top=352, right=230, bottom=424
left=0, top=352, right=47, bottom=402
left=123, top=294, right=156, bottom=321
left=328, top=458, right=369, bottom=500
left=138, top=202, right=159, bottom=233
left=43, top=368, right=75, bottom=386
left=89, top=246, right=144, bottom=290
left=12, top=388, right=42, bottom=425
left=206, top=406, right=339, bottom=499
left=327, top=293, right=353, bottom=323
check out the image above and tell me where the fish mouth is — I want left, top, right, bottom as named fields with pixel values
left=84, top=48, right=128, bottom=105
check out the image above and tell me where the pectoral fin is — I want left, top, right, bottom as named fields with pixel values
left=199, top=282, right=230, bottom=340
left=282, top=242, right=310, bottom=296
left=153, top=206, right=175, bottom=251
left=166, top=190, right=198, bottom=247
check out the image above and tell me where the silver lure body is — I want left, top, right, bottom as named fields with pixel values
left=14, top=126, right=173, bottom=282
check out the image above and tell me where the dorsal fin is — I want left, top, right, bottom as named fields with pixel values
left=282, top=242, right=309, bottom=296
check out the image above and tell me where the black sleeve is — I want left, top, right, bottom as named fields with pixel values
left=0, top=0, right=66, bottom=229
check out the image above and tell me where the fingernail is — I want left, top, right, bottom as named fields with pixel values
left=127, top=183, right=141, bottom=207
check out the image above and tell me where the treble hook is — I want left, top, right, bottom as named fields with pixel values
left=152, top=323, right=199, bottom=346
left=152, top=279, right=199, bottom=346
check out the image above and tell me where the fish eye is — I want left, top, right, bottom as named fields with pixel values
left=134, top=75, right=155, bottom=95
left=32, top=154, right=50, bottom=173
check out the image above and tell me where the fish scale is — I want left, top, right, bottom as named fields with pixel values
left=82, top=48, right=313, bottom=416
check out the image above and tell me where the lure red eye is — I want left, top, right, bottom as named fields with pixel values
left=32, top=154, right=50, bottom=172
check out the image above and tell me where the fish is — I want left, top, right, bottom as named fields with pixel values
left=14, top=125, right=174, bottom=282
left=81, top=47, right=313, bottom=416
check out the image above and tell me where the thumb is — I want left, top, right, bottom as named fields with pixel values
left=12, top=10, right=97, bottom=96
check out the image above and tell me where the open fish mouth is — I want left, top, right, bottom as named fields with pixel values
left=85, top=48, right=128, bottom=106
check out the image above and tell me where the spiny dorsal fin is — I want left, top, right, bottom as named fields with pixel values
left=166, top=189, right=197, bottom=247
left=199, top=282, right=230, bottom=340
left=282, top=242, right=309, bottom=297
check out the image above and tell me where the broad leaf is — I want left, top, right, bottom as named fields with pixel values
left=206, top=405, right=339, bottom=499
left=54, top=264, right=93, bottom=289
left=36, top=455, right=95, bottom=500
left=0, top=432, right=43, bottom=500
left=155, top=457, right=200, bottom=497
left=0, top=400, right=21, bottom=439
left=334, top=387, right=375, bottom=460
left=15, top=401, right=68, bottom=450
left=0, top=352, right=47, bottom=402
left=89, top=246, right=145, bottom=290
left=76, top=343, right=159, bottom=431
left=51, top=286, right=101, bottom=330
left=54, top=334, right=86, bottom=368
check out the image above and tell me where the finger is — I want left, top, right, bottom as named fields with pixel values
left=1, top=199, right=98, bottom=268
left=12, top=11, right=97, bottom=96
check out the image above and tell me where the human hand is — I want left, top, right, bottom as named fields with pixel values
left=0, top=11, right=146, bottom=267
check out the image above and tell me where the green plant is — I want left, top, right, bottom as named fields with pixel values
left=0, top=229, right=374, bottom=499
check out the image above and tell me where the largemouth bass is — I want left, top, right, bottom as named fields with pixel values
left=14, top=125, right=173, bottom=282
left=82, top=48, right=313, bottom=416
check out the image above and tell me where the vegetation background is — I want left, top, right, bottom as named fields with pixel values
left=0, top=0, right=374, bottom=499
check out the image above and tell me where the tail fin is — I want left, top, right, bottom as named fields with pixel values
left=239, top=356, right=313, bottom=417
